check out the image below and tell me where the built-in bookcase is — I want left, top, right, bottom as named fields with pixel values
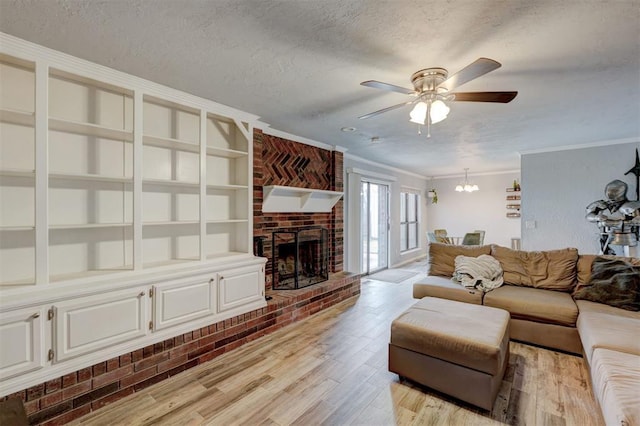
left=0, top=52, right=255, bottom=287
left=205, top=113, right=249, bottom=258
left=0, top=55, right=36, bottom=286
left=0, top=35, right=266, bottom=397
left=48, top=69, right=134, bottom=282
left=142, top=96, right=201, bottom=267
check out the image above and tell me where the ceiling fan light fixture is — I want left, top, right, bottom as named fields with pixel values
left=409, top=102, right=427, bottom=124
left=430, top=100, right=450, bottom=124
left=455, top=184, right=464, bottom=192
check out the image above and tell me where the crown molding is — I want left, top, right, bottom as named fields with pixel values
left=519, top=137, right=639, bottom=156
left=260, top=126, right=347, bottom=153
left=343, top=153, right=429, bottom=180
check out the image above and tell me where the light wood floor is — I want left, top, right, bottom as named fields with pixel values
left=72, top=262, right=604, bottom=426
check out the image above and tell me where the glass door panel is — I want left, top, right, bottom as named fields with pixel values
left=361, top=181, right=389, bottom=274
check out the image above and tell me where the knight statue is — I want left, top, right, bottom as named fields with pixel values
left=585, top=179, right=640, bottom=255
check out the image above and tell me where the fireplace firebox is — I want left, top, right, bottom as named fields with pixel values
left=272, top=227, right=328, bottom=290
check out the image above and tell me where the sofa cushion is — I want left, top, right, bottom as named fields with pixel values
left=413, top=275, right=483, bottom=304
left=428, top=242, right=492, bottom=278
left=590, top=348, right=640, bottom=426
left=577, top=254, right=640, bottom=285
left=483, top=285, right=578, bottom=326
left=576, top=300, right=640, bottom=320
left=490, top=245, right=578, bottom=291
left=577, top=309, right=640, bottom=363
left=573, top=257, right=640, bottom=311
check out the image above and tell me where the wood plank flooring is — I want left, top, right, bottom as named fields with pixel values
left=71, top=262, right=604, bottom=425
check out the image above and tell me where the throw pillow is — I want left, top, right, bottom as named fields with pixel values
left=576, top=254, right=640, bottom=285
left=428, top=242, right=492, bottom=277
left=490, top=245, right=578, bottom=291
left=573, top=257, right=640, bottom=311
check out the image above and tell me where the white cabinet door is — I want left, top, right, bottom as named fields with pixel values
left=54, top=289, right=147, bottom=362
left=152, top=276, right=216, bottom=331
left=0, top=308, right=43, bottom=379
left=218, top=265, right=264, bottom=312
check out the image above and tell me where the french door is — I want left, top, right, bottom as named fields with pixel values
left=361, top=181, right=389, bottom=274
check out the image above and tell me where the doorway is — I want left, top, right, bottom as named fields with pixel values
left=361, top=181, right=389, bottom=274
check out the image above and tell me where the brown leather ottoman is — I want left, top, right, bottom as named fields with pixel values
left=389, top=297, right=510, bottom=410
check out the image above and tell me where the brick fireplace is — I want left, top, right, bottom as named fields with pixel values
left=253, top=129, right=344, bottom=289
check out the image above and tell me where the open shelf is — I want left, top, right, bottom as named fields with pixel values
left=143, top=135, right=200, bottom=153
left=206, top=183, right=248, bottom=190
left=142, top=221, right=200, bottom=226
left=142, top=178, right=200, bottom=188
left=49, top=223, right=133, bottom=230
left=0, top=169, right=35, bottom=178
left=0, top=226, right=35, bottom=231
left=206, top=146, right=248, bottom=158
left=49, top=117, right=133, bottom=142
left=49, top=268, right=133, bottom=284
left=0, top=108, right=34, bottom=126
left=262, top=185, right=343, bottom=213
left=49, top=173, right=133, bottom=183
left=207, top=219, right=248, bottom=224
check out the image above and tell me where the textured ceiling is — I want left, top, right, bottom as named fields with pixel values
left=1, top=0, right=639, bottom=176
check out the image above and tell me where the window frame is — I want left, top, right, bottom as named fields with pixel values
left=400, top=191, right=420, bottom=252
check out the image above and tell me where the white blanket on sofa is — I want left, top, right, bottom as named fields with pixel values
left=452, top=254, right=504, bottom=292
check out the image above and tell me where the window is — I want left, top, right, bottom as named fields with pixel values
left=400, top=191, right=419, bottom=252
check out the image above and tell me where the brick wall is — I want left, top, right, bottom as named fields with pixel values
left=253, top=129, right=344, bottom=289
left=2, top=274, right=360, bottom=425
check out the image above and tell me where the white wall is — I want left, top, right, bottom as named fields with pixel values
left=343, top=155, right=429, bottom=273
left=427, top=172, right=521, bottom=247
left=521, top=141, right=640, bottom=253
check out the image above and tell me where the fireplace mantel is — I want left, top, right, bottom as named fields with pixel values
left=262, top=185, right=343, bottom=213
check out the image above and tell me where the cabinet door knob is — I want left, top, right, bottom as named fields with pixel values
left=32, top=312, right=40, bottom=319
left=209, top=278, right=214, bottom=284
left=138, top=291, right=145, bottom=297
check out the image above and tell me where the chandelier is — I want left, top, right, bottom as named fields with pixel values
left=455, top=168, right=479, bottom=192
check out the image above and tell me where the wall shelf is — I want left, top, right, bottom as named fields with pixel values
left=262, top=185, right=343, bottom=213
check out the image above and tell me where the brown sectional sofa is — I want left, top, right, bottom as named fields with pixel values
left=413, top=243, right=640, bottom=425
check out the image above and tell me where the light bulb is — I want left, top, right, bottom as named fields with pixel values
left=455, top=184, right=463, bottom=192
left=430, top=100, right=450, bottom=124
left=471, top=184, right=479, bottom=192
left=409, top=102, right=427, bottom=124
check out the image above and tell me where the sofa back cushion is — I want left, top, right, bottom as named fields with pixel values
left=428, top=242, right=492, bottom=277
left=573, top=257, right=640, bottom=311
left=490, top=245, right=578, bottom=291
left=577, top=254, right=640, bottom=285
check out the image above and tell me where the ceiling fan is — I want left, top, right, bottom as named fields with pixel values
left=359, top=58, right=517, bottom=136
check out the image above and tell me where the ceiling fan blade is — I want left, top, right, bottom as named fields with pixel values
left=438, top=58, right=502, bottom=92
left=358, top=101, right=414, bottom=119
left=361, top=80, right=416, bottom=95
left=450, top=91, right=518, bottom=103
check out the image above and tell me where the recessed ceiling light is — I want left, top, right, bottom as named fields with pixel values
left=341, top=127, right=356, bottom=132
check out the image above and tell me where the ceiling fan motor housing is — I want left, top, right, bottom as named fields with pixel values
left=411, top=68, right=448, bottom=93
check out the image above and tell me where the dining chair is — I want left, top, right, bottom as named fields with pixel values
left=462, top=232, right=482, bottom=246
left=473, top=230, right=486, bottom=245
left=434, top=229, right=451, bottom=244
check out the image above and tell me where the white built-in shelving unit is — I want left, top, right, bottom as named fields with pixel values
left=0, top=34, right=266, bottom=396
